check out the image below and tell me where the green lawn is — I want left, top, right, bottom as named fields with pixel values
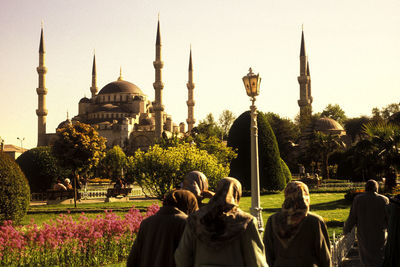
left=24, top=193, right=350, bottom=267
left=25, top=192, right=350, bottom=237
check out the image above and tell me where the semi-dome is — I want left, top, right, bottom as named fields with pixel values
left=95, top=104, right=128, bottom=113
left=314, top=117, right=344, bottom=132
left=79, top=97, right=90, bottom=103
left=98, top=80, right=143, bottom=95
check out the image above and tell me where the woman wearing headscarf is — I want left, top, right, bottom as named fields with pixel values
left=127, top=190, right=198, bottom=267
left=182, top=171, right=215, bottom=206
left=175, top=177, right=268, bottom=267
left=263, top=181, right=331, bottom=267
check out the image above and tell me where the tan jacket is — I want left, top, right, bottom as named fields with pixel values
left=175, top=218, right=268, bottom=267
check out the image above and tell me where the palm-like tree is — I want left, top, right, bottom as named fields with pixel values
left=307, top=132, right=345, bottom=179
left=362, top=121, right=400, bottom=189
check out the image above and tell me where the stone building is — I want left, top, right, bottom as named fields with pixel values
left=36, top=20, right=196, bottom=153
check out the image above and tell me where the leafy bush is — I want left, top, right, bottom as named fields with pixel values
left=97, top=145, right=127, bottom=182
left=125, top=143, right=229, bottom=199
left=16, top=146, right=62, bottom=192
left=0, top=153, right=30, bottom=224
left=227, top=111, right=286, bottom=191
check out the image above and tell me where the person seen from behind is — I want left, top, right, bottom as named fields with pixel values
left=53, top=179, right=67, bottom=191
left=182, top=171, right=215, bottom=207
left=126, top=189, right=198, bottom=267
left=343, top=179, right=389, bottom=267
left=175, top=177, right=268, bottom=267
left=263, top=181, right=331, bottom=267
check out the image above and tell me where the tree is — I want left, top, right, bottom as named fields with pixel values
left=264, top=112, right=300, bottom=171
left=52, top=121, right=106, bottom=206
left=344, top=116, right=370, bottom=143
left=0, top=152, right=30, bottom=224
left=125, top=143, right=229, bottom=199
left=98, top=145, right=127, bottom=182
left=227, top=111, right=286, bottom=191
left=320, top=104, right=347, bottom=125
left=372, top=103, right=400, bottom=121
left=193, top=113, right=223, bottom=139
left=16, top=146, right=63, bottom=192
left=218, top=110, right=236, bottom=140
left=306, top=132, right=345, bottom=179
left=363, top=121, right=400, bottom=190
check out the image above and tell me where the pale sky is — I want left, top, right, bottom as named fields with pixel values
left=1, top=0, right=399, bottom=149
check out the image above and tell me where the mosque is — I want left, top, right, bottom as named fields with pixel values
left=35, top=20, right=196, bottom=153
left=35, top=21, right=346, bottom=154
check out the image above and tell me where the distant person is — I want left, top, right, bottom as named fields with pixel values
left=64, top=178, right=73, bottom=190
left=383, top=195, right=400, bottom=267
left=299, top=164, right=305, bottom=179
left=53, top=179, right=67, bottom=191
left=182, top=171, right=214, bottom=206
left=175, top=177, right=267, bottom=267
left=343, top=179, right=389, bottom=267
left=263, top=181, right=331, bottom=267
left=126, top=189, right=198, bottom=267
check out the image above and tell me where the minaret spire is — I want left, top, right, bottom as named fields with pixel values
left=297, top=27, right=312, bottom=133
left=186, top=46, right=196, bottom=132
left=118, top=66, right=123, bottom=81
left=153, top=17, right=164, bottom=138
left=36, top=24, right=48, bottom=146
left=90, top=52, right=98, bottom=98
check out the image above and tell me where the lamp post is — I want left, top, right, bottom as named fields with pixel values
left=242, top=67, right=264, bottom=232
left=17, top=137, right=25, bottom=151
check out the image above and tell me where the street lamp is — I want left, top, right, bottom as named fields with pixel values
left=242, top=67, right=264, bottom=232
left=17, top=137, right=25, bottom=151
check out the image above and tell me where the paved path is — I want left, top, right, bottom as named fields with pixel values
left=339, top=242, right=360, bottom=267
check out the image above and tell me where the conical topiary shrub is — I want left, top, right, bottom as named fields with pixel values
left=0, top=152, right=30, bottom=224
left=227, top=111, right=286, bottom=191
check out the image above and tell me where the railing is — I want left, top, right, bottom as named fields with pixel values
left=31, top=184, right=146, bottom=201
left=331, top=228, right=356, bottom=267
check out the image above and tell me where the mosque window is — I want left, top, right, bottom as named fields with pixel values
left=108, top=95, right=110, bottom=101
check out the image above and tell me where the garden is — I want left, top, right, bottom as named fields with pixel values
left=1, top=190, right=352, bottom=266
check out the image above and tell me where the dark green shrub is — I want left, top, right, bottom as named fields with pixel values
left=281, top=158, right=292, bottom=184
left=16, top=146, right=62, bottom=192
left=0, top=153, right=30, bottom=224
left=227, top=111, right=286, bottom=191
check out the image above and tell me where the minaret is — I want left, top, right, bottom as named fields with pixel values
left=153, top=18, right=164, bottom=138
left=297, top=28, right=312, bottom=131
left=36, top=25, right=48, bottom=146
left=90, top=53, right=98, bottom=98
left=186, top=47, right=196, bottom=132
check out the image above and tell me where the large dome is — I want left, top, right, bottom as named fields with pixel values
left=98, top=80, right=143, bottom=95
left=314, top=117, right=344, bottom=132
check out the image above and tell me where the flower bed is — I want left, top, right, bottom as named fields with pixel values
left=0, top=204, right=159, bottom=266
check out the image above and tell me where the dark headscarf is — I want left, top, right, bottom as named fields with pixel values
left=163, top=189, right=198, bottom=215
left=188, top=177, right=253, bottom=249
left=182, top=171, right=209, bottom=202
left=273, top=181, right=310, bottom=247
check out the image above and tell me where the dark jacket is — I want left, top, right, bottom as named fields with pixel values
left=126, top=206, right=188, bottom=267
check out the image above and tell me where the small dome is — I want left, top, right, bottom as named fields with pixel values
left=98, top=80, right=143, bottom=95
left=57, top=119, right=72, bottom=129
left=314, top=117, right=344, bottom=132
left=79, top=97, right=90, bottom=104
left=140, top=118, right=153, bottom=126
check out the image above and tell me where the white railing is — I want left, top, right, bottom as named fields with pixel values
left=31, top=184, right=146, bottom=201
left=331, top=228, right=356, bottom=267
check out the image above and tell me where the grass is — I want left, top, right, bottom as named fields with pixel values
left=22, top=192, right=351, bottom=266
left=239, top=192, right=350, bottom=238
left=25, top=192, right=350, bottom=238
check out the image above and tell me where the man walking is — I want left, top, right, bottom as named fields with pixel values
left=343, top=179, right=389, bottom=267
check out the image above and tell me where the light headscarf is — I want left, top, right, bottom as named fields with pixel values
left=273, top=181, right=310, bottom=246
left=182, top=171, right=209, bottom=201
left=188, top=177, right=253, bottom=249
